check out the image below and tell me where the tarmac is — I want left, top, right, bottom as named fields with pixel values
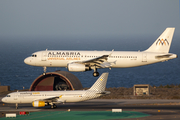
left=1, top=96, right=180, bottom=120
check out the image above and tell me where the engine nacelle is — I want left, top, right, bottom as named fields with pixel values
left=68, top=63, right=90, bottom=72
left=32, top=101, right=46, bottom=107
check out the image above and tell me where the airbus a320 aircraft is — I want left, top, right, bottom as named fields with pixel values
left=2, top=73, right=109, bottom=109
left=24, top=28, right=177, bottom=77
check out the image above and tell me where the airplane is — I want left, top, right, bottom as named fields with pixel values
left=2, top=73, right=110, bottom=109
left=24, top=28, right=177, bottom=77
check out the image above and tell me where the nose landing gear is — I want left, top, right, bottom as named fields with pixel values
left=43, top=66, right=47, bottom=75
left=16, top=103, right=18, bottom=109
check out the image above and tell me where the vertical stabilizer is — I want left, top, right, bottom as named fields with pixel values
left=89, top=73, right=109, bottom=91
left=145, top=28, right=175, bottom=53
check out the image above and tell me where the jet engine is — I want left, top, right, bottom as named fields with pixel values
left=68, top=63, right=90, bottom=72
left=32, top=101, right=47, bottom=107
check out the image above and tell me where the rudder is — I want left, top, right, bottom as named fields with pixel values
left=89, top=73, right=109, bottom=91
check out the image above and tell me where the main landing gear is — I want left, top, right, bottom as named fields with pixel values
left=93, top=72, right=99, bottom=77
left=50, top=104, right=57, bottom=109
left=93, top=68, right=99, bottom=77
left=49, top=102, right=57, bottom=109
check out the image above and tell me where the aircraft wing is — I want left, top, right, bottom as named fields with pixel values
left=82, top=55, right=109, bottom=63
left=100, top=61, right=117, bottom=68
left=75, top=55, right=114, bottom=68
left=74, top=50, right=116, bottom=68
left=35, top=96, right=64, bottom=103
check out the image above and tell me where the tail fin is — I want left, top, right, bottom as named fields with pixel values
left=89, top=72, right=109, bottom=91
left=145, top=28, right=175, bottom=53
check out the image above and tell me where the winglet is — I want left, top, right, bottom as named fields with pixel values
left=109, top=49, right=114, bottom=57
left=89, top=73, right=109, bottom=91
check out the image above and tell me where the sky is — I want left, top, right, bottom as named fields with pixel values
left=0, top=0, right=180, bottom=90
left=0, top=0, right=180, bottom=40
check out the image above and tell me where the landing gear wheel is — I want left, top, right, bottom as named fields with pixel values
left=51, top=104, right=57, bottom=109
left=93, top=72, right=99, bottom=77
left=53, top=104, right=57, bottom=108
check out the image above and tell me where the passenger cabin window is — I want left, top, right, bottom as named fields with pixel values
left=6, top=95, right=10, bottom=97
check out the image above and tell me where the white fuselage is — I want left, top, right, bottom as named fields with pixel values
left=23, top=28, right=177, bottom=76
left=2, top=72, right=110, bottom=108
left=24, top=50, right=177, bottom=68
left=2, top=90, right=102, bottom=104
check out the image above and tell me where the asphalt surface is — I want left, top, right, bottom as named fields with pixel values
left=1, top=97, right=180, bottom=120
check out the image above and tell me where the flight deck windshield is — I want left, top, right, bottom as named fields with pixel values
left=6, top=95, right=10, bottom=97
left=32, top=54, right=37, bottom=57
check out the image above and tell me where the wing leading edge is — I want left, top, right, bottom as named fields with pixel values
left=35, top=96, right=64, bottom=103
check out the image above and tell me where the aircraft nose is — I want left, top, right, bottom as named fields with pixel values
left=24, top=58, right=28, bottom=64
left=1, top=97, right=6, bottom=103
left=24, top=57, right=31, bottom=65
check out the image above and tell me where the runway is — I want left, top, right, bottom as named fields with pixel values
left=1, top=97, right=180, bottom=120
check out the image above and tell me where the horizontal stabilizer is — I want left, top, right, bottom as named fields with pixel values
left=155, top=54, right=177, bottom=59
left=96, top=91, right=111, bottom=95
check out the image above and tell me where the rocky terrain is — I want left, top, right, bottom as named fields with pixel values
left=100, top=86, right=180, bottom=99
left=1, top=84, right=180, bottom=99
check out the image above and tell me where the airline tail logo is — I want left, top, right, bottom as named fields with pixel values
left=156, top=39, right=169, bottom=46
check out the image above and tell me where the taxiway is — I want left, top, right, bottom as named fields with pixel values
left=1, top=97, right=180, bottom=120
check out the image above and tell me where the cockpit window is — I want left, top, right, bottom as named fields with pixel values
left=6, top=95, right=10, bottom=97
left=32, top=54, right=37, bottom=57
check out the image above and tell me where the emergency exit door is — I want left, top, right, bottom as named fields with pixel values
left=142, top=53, right=147, bottom=62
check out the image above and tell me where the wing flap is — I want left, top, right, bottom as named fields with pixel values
left=100, top=61, right=116, bottom=68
